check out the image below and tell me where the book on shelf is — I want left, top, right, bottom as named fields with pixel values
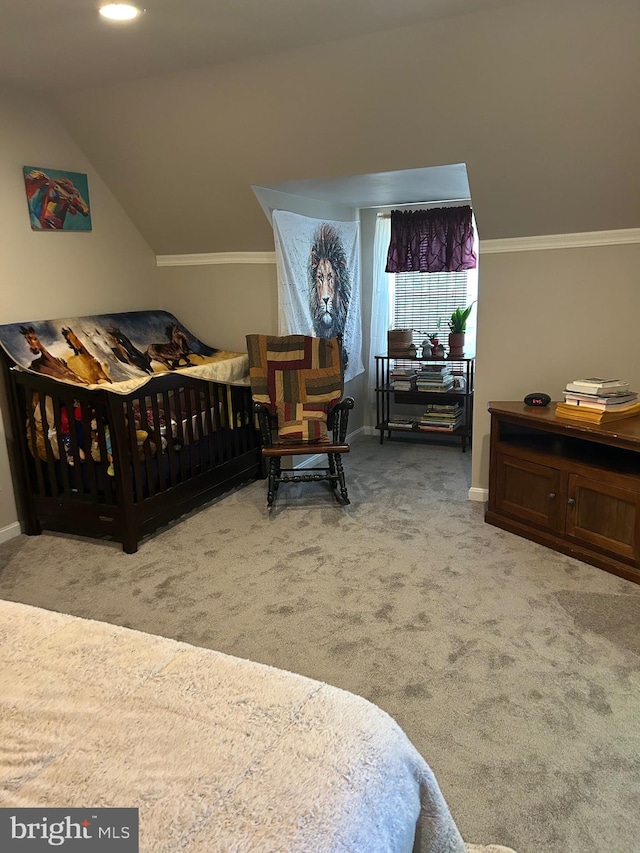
left=565, top=378, right=630, bottom=395
left=389, top=368, right=417, bottom=377
left=416, top=383, right=455, bottom=392
left=420, top=413, right=463, bottom=423
left=387, top=416, right=417, bottom=429
left=393, top=379, right=417, bottom=391
left=417, top=365, right=452, bottom=376
left=422, top=403, right=462, bottom=414
left=417, top=423, right=459, bottom=432
left=563, top=392, right=638, bottom=409
left=555, top=401, right=640, bottom=424
left=419, top=407, right=463, bottom=430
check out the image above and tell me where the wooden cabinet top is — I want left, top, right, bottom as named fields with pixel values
left=488, top=401, right=640, bottom=450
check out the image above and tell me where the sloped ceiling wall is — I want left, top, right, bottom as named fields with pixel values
left=54, top=0, right=639, bottom=255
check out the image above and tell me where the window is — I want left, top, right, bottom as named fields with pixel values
left=381, top=209, right=478, bottom=358
left=368, top=212, right=477, bottom=403
left=391, top=268, right=476, bottom=353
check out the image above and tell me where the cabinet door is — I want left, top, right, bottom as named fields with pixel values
left=566, top=474, right=640, bottom=560
left=494, top=453, right=564, bottom=531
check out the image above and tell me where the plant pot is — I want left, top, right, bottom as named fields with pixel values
left=448, top=332, right=465, bottom=358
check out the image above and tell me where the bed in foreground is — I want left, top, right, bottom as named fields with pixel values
left=0, top=599, right=514, bottom=853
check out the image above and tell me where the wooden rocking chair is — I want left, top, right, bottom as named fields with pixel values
left=246, top=334, right=354, bottom=508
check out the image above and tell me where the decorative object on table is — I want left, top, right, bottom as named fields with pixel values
left=427, top=320, right=441, bottom=352
left=524, top=392, right=551, bottom=407
left=23, top=166, right=92, bottom=231
left=447, top=303, right=475, bottom=358
left=387, top=328, right=416, bottom=359
left=433, top=343, right=446, bottom=358
left=420, top=339, right=433, bottom=358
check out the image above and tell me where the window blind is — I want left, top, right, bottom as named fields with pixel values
left=393, top=270, right=469, bottom=345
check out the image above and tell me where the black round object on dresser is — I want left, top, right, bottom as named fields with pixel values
left=524, top=392, right=551, bottom=407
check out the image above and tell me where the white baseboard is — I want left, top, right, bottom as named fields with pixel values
left=468, top=487, right=488, bottom=502
left=0, top=521, right=21, bottom=544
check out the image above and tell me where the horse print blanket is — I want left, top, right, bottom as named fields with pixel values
left=0, top=311, right=249, bottom=395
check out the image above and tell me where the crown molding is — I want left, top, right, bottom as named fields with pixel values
left=156, top=251, right=276, bottom=267
left=480, top=228, right=640, bottom=254
left=155, top=229, right=640, bottom=266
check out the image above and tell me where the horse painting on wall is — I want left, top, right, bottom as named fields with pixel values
left=23, top=166, right=92, bottom=231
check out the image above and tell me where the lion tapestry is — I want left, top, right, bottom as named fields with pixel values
left=273, top=210, right=363, bottom=383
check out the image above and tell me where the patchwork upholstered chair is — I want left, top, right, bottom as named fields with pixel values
left=246, top=334, right=354, bottom=509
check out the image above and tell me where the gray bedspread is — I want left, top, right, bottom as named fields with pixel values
left=0, top=599, right=466, bottom=852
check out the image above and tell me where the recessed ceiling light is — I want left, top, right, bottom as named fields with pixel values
left=99, top=4, right=142, bottom=21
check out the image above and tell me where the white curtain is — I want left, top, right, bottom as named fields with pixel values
left=368, top=214, right=392, bottom=405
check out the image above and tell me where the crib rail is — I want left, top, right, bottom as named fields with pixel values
left=1, top=359, right=260, bottom=552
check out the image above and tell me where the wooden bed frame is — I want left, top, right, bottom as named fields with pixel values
left=1, top=353, right=261, bottom=553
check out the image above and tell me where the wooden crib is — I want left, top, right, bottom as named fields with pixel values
left=1, top=357, right=261, bottom=553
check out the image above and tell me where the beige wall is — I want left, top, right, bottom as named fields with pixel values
left=156, top=233, right=640, bottom=494
left=156, top=263, right=278, bottom=352
left=472, top=241, right=640, bottom=493
left=0, top=86, right=158, bottom=534
left=155, top=262, right=366, bottom=432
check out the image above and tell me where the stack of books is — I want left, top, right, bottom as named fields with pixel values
left=557, top=377, right=640, bottom=424
left=390, top=367, right=417, bottom=391
left=387, top=414, right=417, bottom=430
left=416, top=364, right=454, bottom=392
left=418, top=403, right=463, bottom=432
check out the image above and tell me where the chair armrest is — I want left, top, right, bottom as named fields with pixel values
left=329, top=397, right=355, bottom=443
left=333, top=397, right=355, bottom=412
left=253, top=401, right=275, bottom=448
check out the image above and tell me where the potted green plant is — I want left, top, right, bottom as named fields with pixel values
left=447, top=303, right=475, bottom=357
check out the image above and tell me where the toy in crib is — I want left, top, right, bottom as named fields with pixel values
left=57, top=403, right=114, bottom=475
left=131, top=402, right=173, bottom=452
left=88, top=417, right=114, bottom=476
left=27, top=394, right=173, bottom=474
left=59, top=404, right=85, bottom=466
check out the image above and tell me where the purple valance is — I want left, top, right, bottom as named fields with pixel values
left=385, top=206, right=477, bottom=273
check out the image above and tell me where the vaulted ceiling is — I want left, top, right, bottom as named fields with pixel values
left=3, top=0, right=638, bottom=254
left=1, top=0, right=525, bottom=94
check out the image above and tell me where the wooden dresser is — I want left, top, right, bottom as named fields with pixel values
left=486, top=401, right=640, bottom=584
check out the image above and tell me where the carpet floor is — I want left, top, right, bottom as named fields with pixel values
left=1, top=435, right=639, bottom=853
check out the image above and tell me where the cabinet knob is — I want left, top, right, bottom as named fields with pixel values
left=567, top=497, right=576, bottom=505
left=548, top=492, right=556, bottom=499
